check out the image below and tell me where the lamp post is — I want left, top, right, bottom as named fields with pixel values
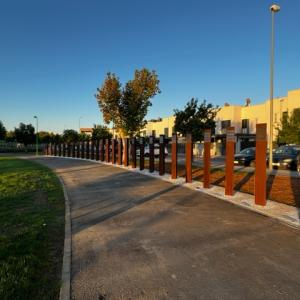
left=34, top=116, right=38, bottom=156
left=79, top=116, right=83, bottom=133
left=269, top=4, right=280, bottom=171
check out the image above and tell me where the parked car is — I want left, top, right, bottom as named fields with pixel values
left=137, top=143, right=168, bottom=158
left=234, top=147, right=256, bottom=167
left=271, top=145, right=300, bottom=172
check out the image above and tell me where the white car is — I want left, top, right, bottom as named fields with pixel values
left=137, top=144, right=168, bottom=158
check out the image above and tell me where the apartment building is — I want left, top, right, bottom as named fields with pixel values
left=141, top=88, right=300, bottom=154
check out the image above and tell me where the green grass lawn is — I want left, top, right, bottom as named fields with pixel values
left=0, top=157, right=65, bottom=300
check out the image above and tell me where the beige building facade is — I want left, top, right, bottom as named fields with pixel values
left=140, top=88, right=300, bottom=154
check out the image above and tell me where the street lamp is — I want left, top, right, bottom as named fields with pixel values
left=79, top=116, right=83, bottom=133
left=34, top=116, right=38, bottom=156
left=269, top=4, right=280, bottom=171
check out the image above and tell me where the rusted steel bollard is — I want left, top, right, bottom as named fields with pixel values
left=62, top=143, right=65, bottom=157
left=255, top=124, right=267, bottom=206
left=86, top=141, right=90, bottom=159
left=91, top=140, right=95, bottom=160
left=95, top=140, right=99, bottom=161
left=80, top=142, right=84, bottom=159
left=54, top=143, right=57, bottom=156
left=112, top=139, right=116, bottom=164
left=105, top=139, right=110, bottom=162
left=159, top=135, right=165, bottom=176
left=58, top=143, right=61, bottom=156
left=185, top=133, right=192, bottom=183
left=171, top=133, right=178, bottom=179
left=67, top=143, right=71, bottom=157
left=203, top=129, right=211, bottom=188
left=123, top=138, right=129, bottom=166
left=72, top=143, right=75, bottom=158
left=139, top=137, right=145, bottom=171
left=99, top=139, right=104, bottom=161
left=131, top=137, right=136, bottom=168
left=118, top=138, right=123, bottom=165
left=225, top=127, right=235, bottom=196
left=149, top=136, right=155, bottom=173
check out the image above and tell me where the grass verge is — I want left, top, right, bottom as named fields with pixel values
left=0, top=157, right=65, bottom=300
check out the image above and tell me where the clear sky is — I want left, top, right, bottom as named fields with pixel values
left=0, top=0, right=299, bottom=133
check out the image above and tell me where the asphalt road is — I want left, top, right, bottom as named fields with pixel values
left=31, top=157, right=300, bottom=300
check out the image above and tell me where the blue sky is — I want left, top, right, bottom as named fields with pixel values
left=0, top=0, right=299, bottom=133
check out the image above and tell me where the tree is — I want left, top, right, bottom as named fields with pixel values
left=174, top=98, right=219, bottom=142
left=95, top=68, right=160, bottom=137
left=277, top=108, right=300, bottom=145
left=92, top=125, right=112, bottom=140
left=62, top=129, right=79, bottom=143
left=5, top=131, right=16, bottom=142
left=14, top=123, right=35, bottom=145
left=0, top=121, right=7, bottom=140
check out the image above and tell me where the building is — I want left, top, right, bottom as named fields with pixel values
left=80, top=128, right=93, bottom=136
left=141, top=88, right=300, bottom=155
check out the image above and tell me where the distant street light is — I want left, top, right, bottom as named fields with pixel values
left=79, top=116, right=83, bottom=133
left=269, top=4, right=280, bottom=171
left=34, top=116, right=38, bottom=156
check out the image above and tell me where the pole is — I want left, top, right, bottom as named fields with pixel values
left=269, top=4, right=280, bottom=170
left=269, top=10, right=275, bottom=171
left=34, top=116, right=38, bottom=156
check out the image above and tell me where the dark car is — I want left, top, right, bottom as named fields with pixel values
left=272, top=145, right=300, bottom=172
left=234, top=147, right=256, bottom=167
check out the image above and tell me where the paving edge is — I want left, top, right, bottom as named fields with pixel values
left=58, top=176, right=72, bottom=300
left=44, top=155, right=300, bottom=230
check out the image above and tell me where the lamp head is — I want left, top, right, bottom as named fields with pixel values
left=34, top=115, right=37, bottom=118
left=270, top=4, right=280, bottom=13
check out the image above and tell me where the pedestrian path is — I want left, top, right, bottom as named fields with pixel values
left=32, top=157, right=300, bottom=300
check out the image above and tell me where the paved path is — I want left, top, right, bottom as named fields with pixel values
left=32, top=157, right=300, bottom=300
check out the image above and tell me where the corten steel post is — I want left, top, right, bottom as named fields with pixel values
left=131, top=137, right=136, bottom=168
left=139, top=137, right=145, bottom=170
left=100, top=139, right=104, bottom=161
left=45, top=144, right=48, bottom=155
left=67, top=143, right=71, bottom=157
left=80, top=142, right=84, bottom=159
left=149, top=136, right=155, bottom=173
left=58, top=143, right=62, bottom=157
left=123, top=138, right=129, bottom=166
left=185, top=133, right=193, bottom=183
left=111, top=139, right=116, bottom=164
left=105, top=138, right=110, bottom=163
left=95, top=140, right=99, bottom=161
left=225, top=127, right=235, bottom=196
left=86, top=141, right=90, bottom=159
left=171, top=133, right=178, bottom=179
left=54, top=143, right=57, bottom=156
left=117, top=138, right=123, bottom=165
left=91, top=140, right=95, bottom=160
left=76, top=143, right=80, bottom=158
left=203, top=129, right=211, bottom=188
left=72, top=143, right=75, bottom=158
left=255, top=124, right=268, bottom=206
left=62, top=143, right=66, bottom=157
left=159, top=135, right=165, bottom=176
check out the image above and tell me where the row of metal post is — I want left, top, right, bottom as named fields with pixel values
left=45, top=123, right=268, bottom=206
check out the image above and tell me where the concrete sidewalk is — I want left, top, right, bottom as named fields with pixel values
left=32, top=157, right=300, bottom=300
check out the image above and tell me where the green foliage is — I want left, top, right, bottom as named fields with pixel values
left=277, top=108, right=300, bottom=145
left=95, top=68, right=160, bottom=137
left=174, top=98, right=219, bottom=142
left=78, top=133, right=89, bottom=142
left=0, top=121, right=6, bottom=140
left=14, top=123, right=35, bottom=145
left=92, top=124, right=112, bottom=140
left=62, top=129, right=79, bottom=143
left=0, top=158, right=64, bottom=300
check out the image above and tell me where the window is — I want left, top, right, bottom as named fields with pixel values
left=152, top=130, right=156, bottom=137
left=164, top=127, right=169, bottom=138
left=242, top=119, right=249, bottom=129
left=282, top=111, right=288, bottom=120
left=221, top=120, right=231, bottom=129
left=241, top=119, right=249, bottom=134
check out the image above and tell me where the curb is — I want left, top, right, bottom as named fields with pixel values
left=45, top=155, right=300, bottom=230
left=59, top=176, right=72, bottom=300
